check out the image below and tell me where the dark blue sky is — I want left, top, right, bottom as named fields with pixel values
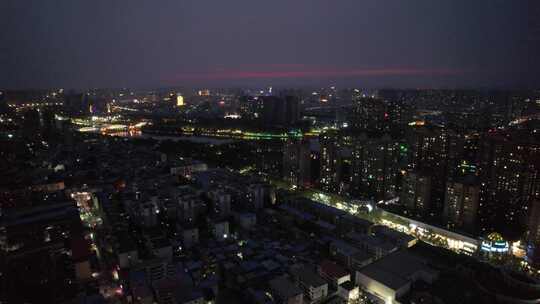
left=1, top=0, right=538, bottom=89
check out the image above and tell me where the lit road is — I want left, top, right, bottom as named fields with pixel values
left=262, top=176, right=483, bottom=255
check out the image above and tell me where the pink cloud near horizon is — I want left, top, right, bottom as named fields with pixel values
left=168, top=66, right=470, bottom=82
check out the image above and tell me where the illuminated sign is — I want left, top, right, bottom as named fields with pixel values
left=481, top=239, right=509, bottom=253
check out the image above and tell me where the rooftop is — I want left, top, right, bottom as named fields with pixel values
left=358, top=249, right=436, bottom=290
left=293, top=266, right=327, bottom=287
left=319, top=260, right=349, bottom=279
left=269, top=276, right=303, bottom=299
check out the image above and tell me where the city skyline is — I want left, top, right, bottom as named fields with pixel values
left=2, top=1, right=540, bottom=303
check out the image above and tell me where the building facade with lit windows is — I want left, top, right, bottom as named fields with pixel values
left=352, top=97, right=388, bottom=131
left=400, top=170, right=432, bottom=216
left=283, top=138, right=312, bottom=188
left=477, top=132, right=540, bottom=233
left=320, top=131, right=342, bottom=193
left=406, top=125, right=457, bottom=213
left=351, top=133, right=400, bottom=201
left=443, top=177, right=480, bottom=232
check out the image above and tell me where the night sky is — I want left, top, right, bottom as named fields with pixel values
left=1, top=0, right=538, bottom=89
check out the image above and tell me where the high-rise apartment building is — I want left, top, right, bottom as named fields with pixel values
left=443, top=177, right=480, bottom=231
left=478, top=132, right=540, bottom=232
left=351, top=133, right=400, bottom=200
left=261, top=96, right=299, bottom=126
left=283, top=139, right=312, bottom=188
left=401, top=170, right=432, bottom=216
left=320, top=131, right=342, bottom=193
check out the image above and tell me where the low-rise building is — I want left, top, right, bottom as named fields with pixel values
left=355, top=250, right=438, bottom=304
left=337, top=281, right=359, bottom=302
left=330, top=239, right=362, bottom=267
left=169, top=159, right=208, bottom=179
left=318, top=260, right=350, bottom=288
left=346, top=232, right=397, bottom=260
left=269, top=276, right=304, bottom=304
left=291, top=266, right=329, bottom=303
